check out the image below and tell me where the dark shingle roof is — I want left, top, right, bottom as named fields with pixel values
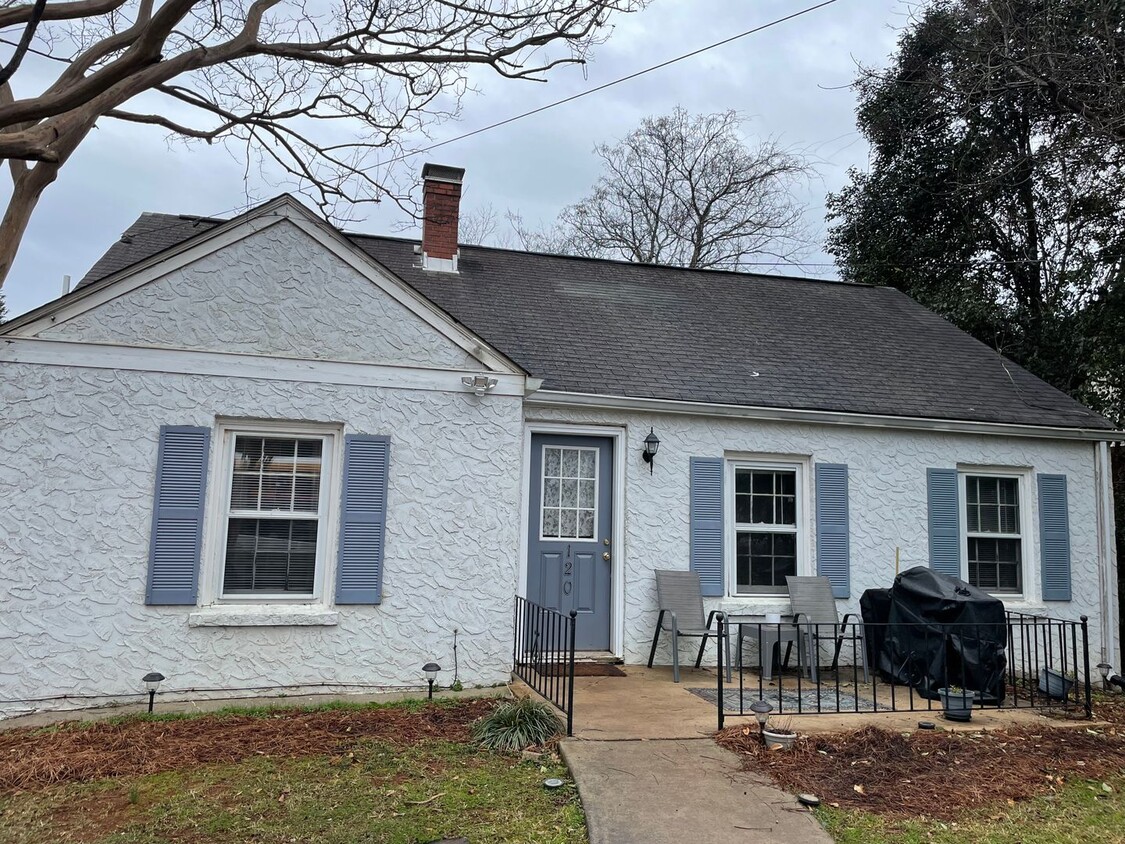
left=77, top=212, right=1112, bottom=430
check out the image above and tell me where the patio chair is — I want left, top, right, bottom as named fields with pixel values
left=646, top=570, right=723, bottom=683
left=786, top=575, right=869, bottom=684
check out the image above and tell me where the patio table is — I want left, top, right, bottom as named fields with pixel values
left=722, top=615, right=798, bottom=682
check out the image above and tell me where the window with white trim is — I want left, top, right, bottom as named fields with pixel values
left=217, top=429, right=335, bottom=598
left=732, top=464, right=801, bottom=595
left=962, top=473, right=1023, bottom=593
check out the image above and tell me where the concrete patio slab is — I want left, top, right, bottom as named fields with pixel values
left=560, top=737, right=832, bottom=844
left=526, top=664, right=1076, bottom=739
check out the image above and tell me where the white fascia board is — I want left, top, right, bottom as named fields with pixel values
left=0, top=338, right=528, bottom=397
left=3, top=196, right=523, bottom=377
left=526, top=389, right=1124, bottom=443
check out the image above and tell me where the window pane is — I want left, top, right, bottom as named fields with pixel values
left=735, top=470, right=752, bottom=495
left=542, top=508, right=560, bottom=537
left=544, top=448, right=561, bottom=477
left=579, top=450, right=596, bottom=479
left=751, top=496, right=773, bottom=524
left=578, top=479, right=595, bottom=508
left=230, top=474, right=260, bottom=510
left=968, top=536, right=1021, bottom=593
left=544, top=478, right=560, bottom=507
left=561, top=449, right=579, bottom=477
left=977, top=477, right=999, bottom=505
left=735, top=494, right=752, bottom=524
left=966, top=475, right=1020, bottom=536
left=230, top=435, right=321, bottom=514
left=736, top=533, right=751, bottom=591
left=779, top=472, right=796, bottom=495
left=999, top=478, right=1018, bottom=506
left=561, top=479, right=578, bottom=508
left=740, top=531, right=797, bottom=590
left=559, top=509, right=577, bottom=537
left=778, top=496, right=796, bottom=526
left=578, top=510, right=595, bottom=539
left=751, top=472, right=773, bottom=494
left=223, top=517, right=316, bottom=594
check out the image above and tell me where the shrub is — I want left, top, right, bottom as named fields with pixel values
left=472, top=697, right=562, bottom=752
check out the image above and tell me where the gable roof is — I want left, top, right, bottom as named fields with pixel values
left=67, top=208, right=1112, bottom=431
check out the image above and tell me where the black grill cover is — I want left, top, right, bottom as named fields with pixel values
left=863, top=566, right=1007, bottom=702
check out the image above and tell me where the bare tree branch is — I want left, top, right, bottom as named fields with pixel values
left=0, top=0, right=644, bottom=288
left=539, top=108, right=815, bottom=269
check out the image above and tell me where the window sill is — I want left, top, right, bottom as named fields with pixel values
left=188, top=606, right=340, bottom=628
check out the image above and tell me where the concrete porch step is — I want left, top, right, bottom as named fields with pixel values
left=574, top=651, right=623, bottom=665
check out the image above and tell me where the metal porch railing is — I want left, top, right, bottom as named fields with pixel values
left=512, top=596, right=577, bottom=736
left=715, top=611, right=1092, bottom=729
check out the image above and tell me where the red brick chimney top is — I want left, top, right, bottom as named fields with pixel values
left=421, top=163, right=464, bottom=272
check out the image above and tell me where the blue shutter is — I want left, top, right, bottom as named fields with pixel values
left=816, top=463, right=850, bottom=598
left=336, top=435, right=390, bottom=605
left=1038, top=474, right=1072, bottom=601
left=689, top=457, right=724, bottom=597
left=146, top=426, right=210, bottom=605
left=927, top=468, right=961, bottom=578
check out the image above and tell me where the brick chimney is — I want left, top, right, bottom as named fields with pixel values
left=420, top=163, right=464, bottom=272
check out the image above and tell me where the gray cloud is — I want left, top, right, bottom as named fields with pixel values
left=3, top=0, right=906, bottom=317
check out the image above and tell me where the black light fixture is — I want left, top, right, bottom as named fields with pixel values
left=142, top=671, right=165, bottom=713
left=423, top=662, right=442, bottom=700
left=641, top=427, right=660, bottom=474
left=1099, top=662, right=1113, bottom=687
left=749, top=699, right=773, bottom=745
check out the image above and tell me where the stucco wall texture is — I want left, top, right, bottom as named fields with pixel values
left=0, top=363, right=524, bottom=718
left=2, top=217, right=1112, bottom=717
left=525, top=406, right=1110, bottom=668
left=39, top=220, right=479, bottom=370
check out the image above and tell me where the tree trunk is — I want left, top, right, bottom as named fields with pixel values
left=0, top=160, right=59, bottom=287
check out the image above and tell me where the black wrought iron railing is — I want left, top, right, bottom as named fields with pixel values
left=714, top=611, right=1092, bottom=729
left=513, top=596, right=577, bottom=736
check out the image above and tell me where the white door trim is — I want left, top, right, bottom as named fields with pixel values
left=519, top=422, right=626, bottom=659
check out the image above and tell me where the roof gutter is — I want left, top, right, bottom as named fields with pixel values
left=526, top=389, right=1124, bottom=443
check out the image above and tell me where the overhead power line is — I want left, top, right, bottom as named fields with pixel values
left=384, top=0, right=843, bottom=164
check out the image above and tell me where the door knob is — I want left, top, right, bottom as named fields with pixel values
left=603, top=551, right=611, bottom=561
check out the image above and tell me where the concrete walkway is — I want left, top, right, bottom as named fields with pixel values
left=559, top=738, right=832, bottom=844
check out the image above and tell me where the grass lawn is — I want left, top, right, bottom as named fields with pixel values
left=818, top=772, right=1125, bottom=844
left=0, top=699, right=586, bottom=844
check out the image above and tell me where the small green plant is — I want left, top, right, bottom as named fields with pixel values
left=127, top=785, right=139, bottom=805
left=472, top=698, right=562, bottom=753
left=450, top=680, right=464, bottom=692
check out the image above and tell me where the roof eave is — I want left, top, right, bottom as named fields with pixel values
left=526, top=389, right=1122, bottom=442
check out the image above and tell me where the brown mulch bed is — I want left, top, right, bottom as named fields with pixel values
left=0, top=699, right=496, bottom=794
left=716, top=722, right=1125, bottom=819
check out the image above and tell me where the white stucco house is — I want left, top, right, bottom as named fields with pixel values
left=0, top=163, right=1120, bottom=718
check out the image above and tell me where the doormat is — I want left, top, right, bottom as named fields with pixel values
left=688, top=686, right=889, bottom=713
left=536, top=663, right=627, bottom=677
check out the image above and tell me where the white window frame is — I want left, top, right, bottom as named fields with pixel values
left=538, top=443, right=600, bottom=542
left=202, top=420, right=343, bottom=605
left=958, top=467, right=1032, bottom=599
left=724, top=458, right=811, bottom=598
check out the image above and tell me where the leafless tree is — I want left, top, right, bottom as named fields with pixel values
left=953, top=0, right=1125, bottom=144
left=0, top=0, right=643, bottom=288
left=541, top=108, right=814, bottom=269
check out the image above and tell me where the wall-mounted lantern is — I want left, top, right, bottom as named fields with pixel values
left=642, top=428, right=660, bottom=474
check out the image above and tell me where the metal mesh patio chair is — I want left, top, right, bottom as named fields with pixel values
left=646, top=570, right=722, bottom=683
left=786, top=575, right=869, bottom=683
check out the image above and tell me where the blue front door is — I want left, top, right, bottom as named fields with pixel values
left=527, top=434, right=613, bottom=651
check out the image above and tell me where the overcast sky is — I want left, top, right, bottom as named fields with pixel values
left=2, top=0, right=913, bottom=318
